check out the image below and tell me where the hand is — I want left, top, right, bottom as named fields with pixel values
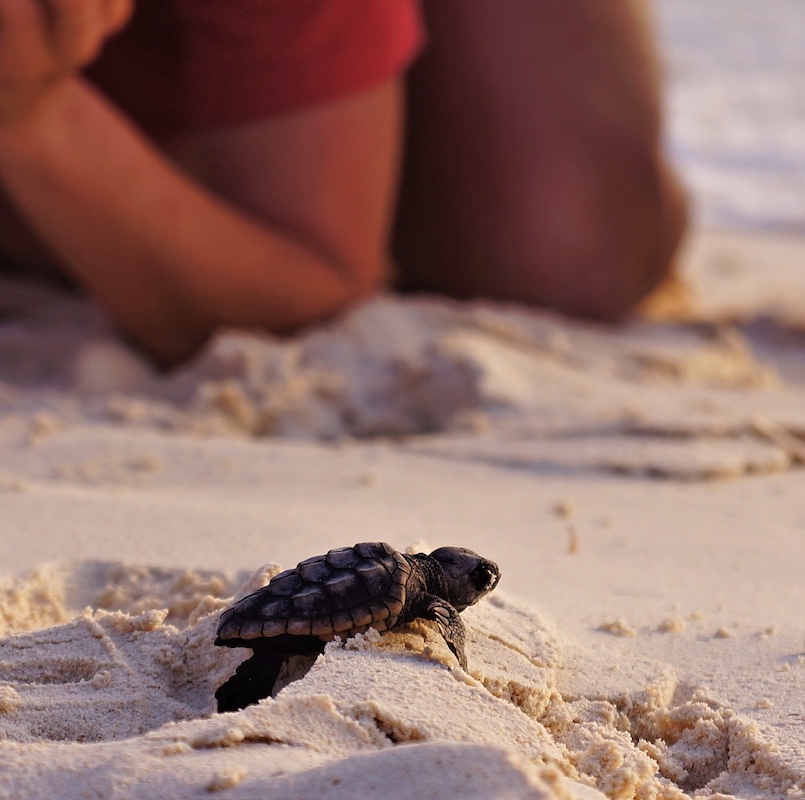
left=0, top=0, right=132, bottom=124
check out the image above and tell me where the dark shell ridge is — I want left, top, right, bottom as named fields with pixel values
left=218, top=542, right=407, bottom=642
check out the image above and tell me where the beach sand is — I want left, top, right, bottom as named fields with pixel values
left=0, top=228, right=804, bottom=799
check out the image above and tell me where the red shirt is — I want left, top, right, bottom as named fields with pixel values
left=85, top=0, right=424, bottom=140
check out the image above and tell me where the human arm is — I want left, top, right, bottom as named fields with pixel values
left=0, top=1, right=402, bottom=364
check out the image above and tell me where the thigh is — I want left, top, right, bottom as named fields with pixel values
left=394, top=0, right=686, bottom=320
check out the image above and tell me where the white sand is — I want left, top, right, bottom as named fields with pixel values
left=1, top=229, right=804, bottom=799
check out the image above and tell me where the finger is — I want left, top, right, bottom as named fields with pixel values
left=101, top=0, right=132, bottom=37
left=0, top=1, right=60, bottom=120
left=38, top=0, right=117, bottom=69
left=0, top=1, right=52, bottom=78
left=0, top=0, right=49, bottom=43
left=38, top=0, right=96, bottom=65
left=53, top=0, right=133, bottom=40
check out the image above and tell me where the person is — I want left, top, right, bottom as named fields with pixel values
left=0, top=0, right=686, bottom=366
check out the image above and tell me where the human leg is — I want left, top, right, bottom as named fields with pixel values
left=394, top=0, right=688, bottom=321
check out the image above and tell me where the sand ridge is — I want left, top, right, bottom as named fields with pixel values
left=2, top=261, right=805, bottom=483
left=1, top=230, right=805, bottom=797
left=0, top=561, right=800, bottom=799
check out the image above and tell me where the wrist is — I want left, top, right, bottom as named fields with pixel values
left=0, top=79, right=80, bottom=167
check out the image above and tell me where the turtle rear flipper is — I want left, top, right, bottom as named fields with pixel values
left=419, top=595, right=467, bottom=671
left=215, top=646, right=285, bottom=713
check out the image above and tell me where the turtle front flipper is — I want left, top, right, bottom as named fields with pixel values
left=419, top=595, right=468, bottom=671
left=215, top=645, right=285, bottom=713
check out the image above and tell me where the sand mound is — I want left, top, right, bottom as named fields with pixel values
left=0, top=561, right=799, bottom=799
left=2, top=278, right=805, bottom=481
left=1, top=236, right=804, bottom=797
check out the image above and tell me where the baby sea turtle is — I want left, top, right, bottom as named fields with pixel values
left=214, top=542, right=500, bottom=712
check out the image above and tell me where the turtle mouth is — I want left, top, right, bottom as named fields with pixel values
left=471, top=562, right=500, bottom=593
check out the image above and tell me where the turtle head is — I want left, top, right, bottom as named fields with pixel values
left=429, top=547, right=500, bottom=611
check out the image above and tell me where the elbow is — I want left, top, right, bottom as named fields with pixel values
left=342, top=252, right=389, bottom=303
left=120, top=311, right=212, bottom=369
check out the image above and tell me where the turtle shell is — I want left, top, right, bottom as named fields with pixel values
left=216, top=542, right=411, bottom=643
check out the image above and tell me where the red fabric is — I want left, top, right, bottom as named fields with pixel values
left=85, top=0, right=424, bottom=139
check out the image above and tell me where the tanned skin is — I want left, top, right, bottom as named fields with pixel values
left=394, top=0, right=687, bottom=321
left=0, top=0, right=686, bottom=365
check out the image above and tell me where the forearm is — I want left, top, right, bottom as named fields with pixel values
left=0, top=78, right=384, bottom=363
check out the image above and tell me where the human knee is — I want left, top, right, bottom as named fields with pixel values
left=505, top=147, right=688, bottom=321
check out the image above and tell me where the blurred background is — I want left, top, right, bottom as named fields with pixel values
left=657, top=0, right=805, bottom=234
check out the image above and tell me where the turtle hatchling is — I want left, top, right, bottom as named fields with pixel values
left=214, top=542, right=500, bottom=712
